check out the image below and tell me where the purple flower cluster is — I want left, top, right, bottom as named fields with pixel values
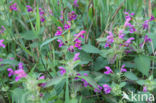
left=104, top=32, right=114, bottom=48
left=0, top=26, right=5, bottom=34
left=120, top=64, right=127, bottom=72
left=55, top=27, right=63, bottom=36
left=103, top=84, right=111, bottom=94
left=124, top=12, right=136, bottom=33
left=68, top=30, right=86, bottom=52
left=38, top=75, right=46, bottom=87
left=143, top=86, right=147, bottom=92
left=59, top=67, right=66, bottom=75
left=73, top=0, right=79, bottom=7
left=64, top=21, right=71, bottom=30
left=39, top=8, right=45, bottom=22
left=57, top=39, right=64, bottom=47
left=26, top=5, right=33, bottom=12
left=94, top=84, right=112, bottom=94
left=104, top=66, right=113, bottom=74
left=68, top=11, right=77, bottom=21
left=94, top=85, right=103, bottom=93
left=140, top=35, right=152, bottom=48
left=123, top=37, right=135, bottom=47
left=143, top=16, right=155, bottom=30
left=7, top=62, right=27, bottom=81
left=10, top=3, right=18, bottom=11
left=0, top=39, right=5, bottom=48
left=14, top=69, right=27, bottom=81
left=73, top=53, right=80, bottom=61
left=8, top=68, right=14, bottom=77
left=118, top=30, right=125, bottom=39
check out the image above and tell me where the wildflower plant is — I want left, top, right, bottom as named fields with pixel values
left=0, top=0, right=156, bottom=103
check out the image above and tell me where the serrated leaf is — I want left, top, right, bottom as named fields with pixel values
left=134, top=55, right=150, bottom=76
left=20, top=31, right=38, bottom=40
left=78, top=76, right=98, bottom=89
left=82, top=44, right=100, bottom=53
left=93, top=57, right=107, bottom=71
left=40, top=37, right=58, bottom=49
left=124, top=72, right=138, bottom=81
left=45, top=76, right=65, bottom=87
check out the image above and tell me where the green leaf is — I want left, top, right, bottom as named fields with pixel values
left=136, top=80, right=145, bottom=86
left=82, top=44, right=100, bottom=53
left=124, top=72, right=138, bottom=81
left=45, top=76, right=65, bottom=87
left=93, top=57, right=107, bottom=71
left=134, top=55, right=150, bottom=76
left=40, top=37, right=58, bottom=49
left=20, top=31, right=38, bottom=40
left=120, top=82, right=127, bottom=87
left=0, top=59, right=18, bottom=65
left=79, top=51, right=93, bottom=64
left=78, top=76, right=98, bottom=89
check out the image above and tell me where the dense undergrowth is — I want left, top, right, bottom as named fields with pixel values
left=0, top=0, right=156, bottom=103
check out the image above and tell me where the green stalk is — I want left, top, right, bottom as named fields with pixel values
left=65, top=76, right=69, bottom=103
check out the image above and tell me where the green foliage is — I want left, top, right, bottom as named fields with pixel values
left=135, top=55, right=150, bottom=76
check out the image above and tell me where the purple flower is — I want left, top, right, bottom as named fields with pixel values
left=40, top=16, right=45, bottom=22
left=94, top=85, right=103, bottom=93
left=120, top=64, right=127, bottom=72
left=83, top=73, right=88, bottom=76
left=103, top=84, right=111, bottom=94
left=0, top=39, right=5, bottom=48
left=7, top=68, right=14, bottom=77
left=38, top=76, right=46, bottom=87
left=10, top=3, right=18, bottom=11
left=59, top=67, right=66, bottom=75
left=144, top=35, right=152, bottom=43
left=75, top=73, right=81, bottom=80
left=140, top=35, right=152, bottom=47
left=81, top=79, right=89, bottom=87
left=74, top=30, right=86, bottom=39
left=57, top=39, right=64, bottom=47
left=68, top=11, right=77, bottom=21
left=49, top=9, right=53, bottom=16
left=149, top=15, right=155, bottom=21
left=18, top=62, right=23, bottom=69
left=74, top=39, right=82, bottom=49
left=73, top=53, right=80, bottom=61
left=104, top=32, right=114, bottom=48
left=0, top=26, right=5, bottom=34
left=104, top=66, right=113, bottom=74
left=124, top=15, right=131, bottom=28
left=129, top=26, right=136, bottom=33
left=118, top=30, right=125, bottom=39
left=74, top=0, right=79, bottom=7
left=143, top=86, right=147, bottom=92
left=26, top=5, right=33, bottom=12
left=68, top=45, right=75, bottom=52
left=39, top=8, right=45, bottom=16
left=64, top=21, right=71, bottom=30
left=14, top=69, right=27, bottom=81
left=130, top=13, right=135, bottom=16
left=0, top=58, right=3, bottom=62
left=143, top=20, right=149, bottom=30
left=39, top=75, right=45, bottom=80
left=123, top=37, right=135, bottom=47
left=55, top=27, right=63, bottom=36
